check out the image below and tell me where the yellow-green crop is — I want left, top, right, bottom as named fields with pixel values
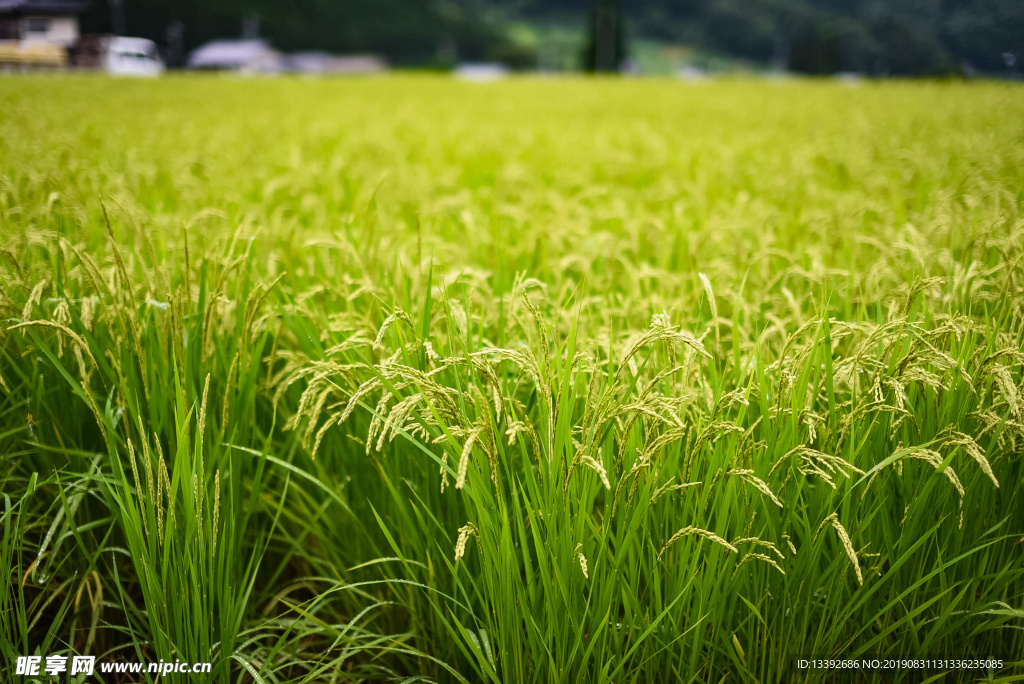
left=2, top=75, right=1023, bottom=682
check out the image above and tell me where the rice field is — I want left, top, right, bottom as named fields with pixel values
left=1, top=75, right=1023, bottom=683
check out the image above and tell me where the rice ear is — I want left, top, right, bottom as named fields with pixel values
left=659, top=526, right=738, bottom=561
left=816, top=513, right=862, bottom=586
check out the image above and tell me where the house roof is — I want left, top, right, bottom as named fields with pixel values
left=0, top=0, right=89, bottom=15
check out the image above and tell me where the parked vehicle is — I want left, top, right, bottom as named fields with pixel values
left=76, top=35, right=164, bottom=76
left=186, top=39, right=282, bottom=73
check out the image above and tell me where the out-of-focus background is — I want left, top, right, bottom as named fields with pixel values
left=0, top=0, right=1020, bottom=77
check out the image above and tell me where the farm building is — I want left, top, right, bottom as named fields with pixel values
left=0, top=0, right=85, bottom=67
left=0, top=0, right=85, bottom=45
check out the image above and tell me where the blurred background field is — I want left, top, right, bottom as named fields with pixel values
left=1, top=76, right=1023, bottom=682
left=76, top=0, right=1024, bottom=75
left=2, top=0, right=1023, bottom=76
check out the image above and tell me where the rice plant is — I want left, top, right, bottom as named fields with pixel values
left=1, top=76, right=1023, bottom=682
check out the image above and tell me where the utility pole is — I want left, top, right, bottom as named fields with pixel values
left=771, top=36, right=790, bottom=73
left=166, top=21, right=183, bottom=67
left=110, top=0, right=124, bottom=36
left=582, top=0, right=627, bottom=73
left=242, top=13, right=260, bottom=40
left=595, top=1, right=613, bottom=71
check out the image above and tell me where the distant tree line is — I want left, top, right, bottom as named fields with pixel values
left=81, top=0, right=1021, bottom=75
left=524, top=0, right=1023, bottom=75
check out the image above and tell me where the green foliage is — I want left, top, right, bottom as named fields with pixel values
left=517, top=0, right=1024, bottom=74
left=1, top=76, right=1024, bottom=682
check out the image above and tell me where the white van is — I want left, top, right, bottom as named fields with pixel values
left=104, top=37, right=164, bottom=76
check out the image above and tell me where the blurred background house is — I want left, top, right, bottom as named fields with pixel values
left=185, top=18, right=388, bottom=76
left=0, top=0, right=87, bottom=68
